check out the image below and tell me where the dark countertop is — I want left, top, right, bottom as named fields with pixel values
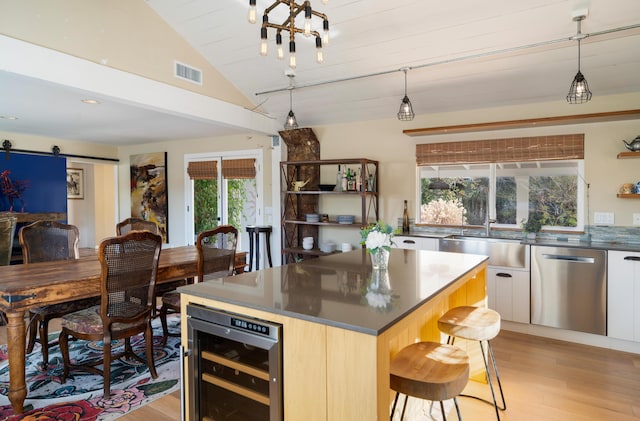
left=179, top=248, right=487, bottom=336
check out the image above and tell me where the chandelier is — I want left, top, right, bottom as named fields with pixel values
left=248, top=0, right=330, bottom=69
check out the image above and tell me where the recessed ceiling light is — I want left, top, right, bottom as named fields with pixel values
left=81, top=99, right=101, bottom=104
left=0, top=115, right=18, bottom=120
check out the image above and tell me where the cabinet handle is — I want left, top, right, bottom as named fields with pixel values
left=623, top=256, right=640, bottom=261
left=402, top=239, right=416, bottom=244
left=496, top=272, right=513, bottom=278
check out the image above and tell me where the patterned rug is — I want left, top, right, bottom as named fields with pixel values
left=0, top=315, right=181, bottom=420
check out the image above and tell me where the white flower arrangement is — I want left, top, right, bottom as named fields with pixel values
left=359, top=221, right=397, bottom=255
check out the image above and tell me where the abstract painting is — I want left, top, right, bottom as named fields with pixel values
left=129, top=152, right=168, bottom=242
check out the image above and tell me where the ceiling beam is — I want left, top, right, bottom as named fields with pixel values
left=403, top=109, right=640, bottom=137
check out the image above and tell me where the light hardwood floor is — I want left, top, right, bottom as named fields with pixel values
left=2, top=325, right=639, bottom=420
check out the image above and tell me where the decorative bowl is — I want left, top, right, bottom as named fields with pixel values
left=319, top=184, right=335, bottom=191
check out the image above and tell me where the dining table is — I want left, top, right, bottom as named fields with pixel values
left=0, top=245, right=199, bottom=414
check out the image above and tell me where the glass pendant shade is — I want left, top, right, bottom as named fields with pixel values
left=284, top=110, right=298, bottom=130
left=397, top=96, right=415, bottom=121
left=567, top=70, right=592, bottom=103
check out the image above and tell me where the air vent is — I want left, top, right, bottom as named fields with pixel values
left=174, top=61, right=202, bottom=85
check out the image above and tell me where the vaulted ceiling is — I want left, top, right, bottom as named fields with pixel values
left=147, top=0, right=640, bottom=129
left=1, top=1, right=639, bottom=145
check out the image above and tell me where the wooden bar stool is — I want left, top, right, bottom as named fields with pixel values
left=438, top=306, right=506, bottom=420
left=390, top=342, right=469, bottom=420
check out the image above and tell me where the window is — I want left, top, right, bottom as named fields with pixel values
left=418, top=160, right=584, bottom=231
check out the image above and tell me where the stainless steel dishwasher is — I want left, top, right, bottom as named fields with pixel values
left=531, top=246, right=606, bottom=335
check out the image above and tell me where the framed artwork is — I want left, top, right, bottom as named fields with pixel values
left=129, top=152, right=168, bottom=242
left=66, top=168, right=84, bottom=199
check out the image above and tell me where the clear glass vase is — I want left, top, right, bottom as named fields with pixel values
left=369, top=248, right=390, bottom=270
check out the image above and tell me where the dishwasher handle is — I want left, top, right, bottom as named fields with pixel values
left=541, top=253, right=595, bottom=264
left=496, top=272, right=513, bottom=278
left=623, top=256, right=640, bottom=261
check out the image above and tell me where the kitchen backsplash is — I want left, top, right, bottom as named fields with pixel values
left=400, top=219, right=640, bottom=245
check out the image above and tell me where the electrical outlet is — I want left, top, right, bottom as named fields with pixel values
left=633, top=213, right=640, bottom=225
left=594, top=212, right=614, bottom=225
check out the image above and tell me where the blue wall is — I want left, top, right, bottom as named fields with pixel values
left=0, top=153, right=67, bottom=214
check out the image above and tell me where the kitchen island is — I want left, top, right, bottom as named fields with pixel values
left=179, top=248, right=488, bottom=421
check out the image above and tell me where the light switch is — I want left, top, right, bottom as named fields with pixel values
left=593, top=212, right=614, bottom=225
left=633, top=213, right=640, bottom=225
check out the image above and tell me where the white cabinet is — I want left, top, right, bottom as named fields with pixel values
left=393, top=236, right=438, bottom=251
left=608, top=250, right=640, bottom=341
left=487, top=267, right=530, bottom=323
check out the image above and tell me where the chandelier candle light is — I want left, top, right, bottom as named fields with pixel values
left=360, top=221, right=397, bottom=271
left=249, top=0, right=330, bottom=69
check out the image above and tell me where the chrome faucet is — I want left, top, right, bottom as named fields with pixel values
left=485, top=216, right=496, bottom=237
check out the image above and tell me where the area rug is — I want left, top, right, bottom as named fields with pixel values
left=0, top=315, right=182, bottom=420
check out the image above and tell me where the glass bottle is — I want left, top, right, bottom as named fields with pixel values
left=402, top=200, right=410, bottom=233
left=341, top=167, right=348, bottom=192
left=335, top=165, right=342, bottom=192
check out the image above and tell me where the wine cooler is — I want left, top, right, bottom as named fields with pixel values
left=186, top=304, right=283, bottom=421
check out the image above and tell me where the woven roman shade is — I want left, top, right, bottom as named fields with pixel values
left=187, top=159, right=256, bottom=180
left=187, top=161, right=217, bottom=180
left=221, top=158, right=256, bottom=179
left=416, top=134, right=584, bottom=166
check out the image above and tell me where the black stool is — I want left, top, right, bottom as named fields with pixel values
left=246, top=225, right=273, bottom=271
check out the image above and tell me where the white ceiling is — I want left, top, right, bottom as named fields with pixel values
left=1, top=0, right=639, bottom=145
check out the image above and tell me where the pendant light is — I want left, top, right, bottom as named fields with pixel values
left=566, top=15, right=592, bottom=104
left=284, top=74, right=299, bottom=130
left=397, top=68, right=415, bottom=121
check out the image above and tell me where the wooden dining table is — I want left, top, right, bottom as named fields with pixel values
left=0, top=245, right=199, bottom=414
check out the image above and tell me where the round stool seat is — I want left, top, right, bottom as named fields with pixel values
left=438, top=306, right=501, bottom=342
left=390, top=342, right=470, bottom=402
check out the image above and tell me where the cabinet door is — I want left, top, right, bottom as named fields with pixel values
left=608, top=250, right=640, bottom=341
left=488, top=268, right=530, bottom=323
left=393, top=236, right=438, bottom=251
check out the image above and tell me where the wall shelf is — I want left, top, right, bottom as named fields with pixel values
left=617, top=151, right=640, bottom=159
left=280, top=159, right=379, bottom=263
left=617, top=194, right=640, bottom=199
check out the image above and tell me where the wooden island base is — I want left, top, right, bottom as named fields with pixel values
left=181, top=255, right=487, bottom=421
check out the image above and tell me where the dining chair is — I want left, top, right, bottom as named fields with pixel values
left=159, top=225, right=238, bottom=344
left=116, top=217, right=160, bottom=236
left=0, top=215, right=17, bottom=266
left=0, top=216, right=17, bottom=326
left=59, top=230, right=162, bottom=398
left=19, top=220, right=100, bottom=368
left=116, top=217, right=192, bottom=313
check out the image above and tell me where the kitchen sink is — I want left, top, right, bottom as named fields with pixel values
left=438, top=235, right=529, bottom=269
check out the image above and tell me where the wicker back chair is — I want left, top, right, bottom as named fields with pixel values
left=159, top=225, right=238, bottom=344
left=116, top=217, right=159, bottom=236
left=19, top=220, right=99, bottom=367
left=59, top=230, right=162, bottom=398
left=0, top=216, right=17, bottom=266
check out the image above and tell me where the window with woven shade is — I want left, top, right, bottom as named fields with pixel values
left=416, top=134, right=586, bottom=233
left=187, top=159, right=256, bottom=180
